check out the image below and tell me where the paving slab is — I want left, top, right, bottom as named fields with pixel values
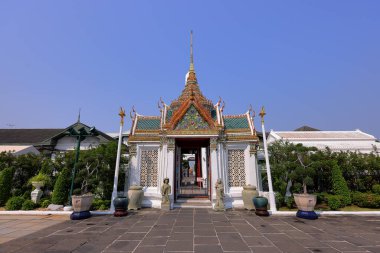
left=2, top=209, right=380, bottom=253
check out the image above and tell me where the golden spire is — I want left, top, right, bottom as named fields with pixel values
left=189, top=30, right=194, bottom=72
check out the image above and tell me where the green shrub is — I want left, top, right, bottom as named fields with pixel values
left=41, top=199, right=51, bottom=208
left=21, top=200, right=35, bottom=210
left=316, top=192, right=328, bottom=204
left=28, top=173, right=51, bottom=186
left=275, top=192, right=284, bottom=208
left=372, top=184, right=380, bottom=195
left=99, top=204, right=107, bottom=210
left=327, top=195, right=342, bottom=210
left=5, top=196, right=25, bottom=210
left=0, top=168, right=13, bottom=206
left=51, top=167, right=71, bottom=205
left=91, top=199, right=111, bottom=210
left=22, top=191, right=31, bottom=200
left=331, top=163, right=351, bottom=206
left=286, top=196, right=295, bottom=209
left=352, top=192, right=380, bottom=208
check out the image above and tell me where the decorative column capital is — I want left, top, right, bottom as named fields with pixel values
left=129, top=144, right=137, bottom=157
left=210, top=137, right=218, bottom=151
left=249, top=142, right=257, bottom=155
left=167, top=138, right=175, bottom=151
left=160, top=135, right=167, bottom=150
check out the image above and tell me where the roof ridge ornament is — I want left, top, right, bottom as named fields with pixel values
left=189, top=30, right=194, bottom=72
left=77, top=108, right=81, bottom=123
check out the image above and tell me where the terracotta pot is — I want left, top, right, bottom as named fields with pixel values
left=293, top=193, right=317, bottom=211
left=72, top=194, right=94, bottom=212
left=128, top=185, right=144, bottom=210
left=242, top=185, right=258, bottom=210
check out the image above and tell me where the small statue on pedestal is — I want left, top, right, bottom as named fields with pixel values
left=161, top=178, right=171, bottom=210
left=214, top=178, right=225, bottom=211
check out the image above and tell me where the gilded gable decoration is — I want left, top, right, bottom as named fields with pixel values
left=175, top=105, right=209, bottom=130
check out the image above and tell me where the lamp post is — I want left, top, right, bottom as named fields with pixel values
left=67, top=126, right=98, bottom=207
left=110, top=107, right=125, bottom=212
left=259, top=106, right=277, bottom=212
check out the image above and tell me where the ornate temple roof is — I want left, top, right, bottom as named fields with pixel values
left=129, top=32, right=258, bottom=142
left=223, top=115, right=250, bottom=129
left=135, top=116, right=161, bottom=130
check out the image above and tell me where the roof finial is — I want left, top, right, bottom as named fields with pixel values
left=189, top=30, right=194, bottom=72
left=77, top=108, right=81, bottom=123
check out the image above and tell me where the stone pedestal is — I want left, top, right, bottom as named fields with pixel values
left=31, top=181, right=44, bottom=204
left=242, top=185, right=258, bottom=210
left=161, top=203, right=171, bottom=211
left=31, top=189, right=43, bottom=204
left=128, top=185, right=143, bottom=210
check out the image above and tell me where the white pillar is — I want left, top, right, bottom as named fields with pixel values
left=261, top=121, right=277, bottom=212
left=210, top=138, right=219, bottom=205
left=201, top=147, right=207, bottom=187
left=110, top=121, right=124, bottom=212
left=166, top=138, right=175, bottom=209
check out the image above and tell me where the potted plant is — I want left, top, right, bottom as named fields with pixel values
left=70, top=162, right=96, bottom=220
left=289, top=144, right=318, bottom=220
left=29, top=173, right=51, bottom=204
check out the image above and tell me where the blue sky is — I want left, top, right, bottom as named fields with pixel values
left=0, top=1, right=379, bottom=137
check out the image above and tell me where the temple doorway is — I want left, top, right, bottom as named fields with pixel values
left=175, top=138, right=210, bottom=200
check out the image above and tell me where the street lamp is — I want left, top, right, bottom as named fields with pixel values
left=66, top=126, right=98, bottom=207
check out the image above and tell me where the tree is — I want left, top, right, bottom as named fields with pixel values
left=0, top=168, right=13, bottom=206
left=269, top=141, right=318, bottom=195
left=331, top=162, right=351, bottom=206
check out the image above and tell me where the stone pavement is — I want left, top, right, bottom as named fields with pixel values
left=1, top=208, right=380, bottom=253
left=0, top=215, right=68, bottom=244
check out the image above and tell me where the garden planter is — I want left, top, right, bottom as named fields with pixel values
left=70, top=194, right=94, bottom=220
left=253, top=196, right=269, bottom=216
left=293, top=193, right=318, bottom=220
left=128, top=185, right=144, bottom=210
left=242, top=185, right=258, bottom=210
left=31, top=181, right=44, bottom=204
left=113, top=196, right=128, bottom=217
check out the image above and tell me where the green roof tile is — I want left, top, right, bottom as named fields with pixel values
left=136, top=118, right=161, bottom=130
left=224, top=117, right=250, bottom=129
left=166, top=110, right=173, bottom=122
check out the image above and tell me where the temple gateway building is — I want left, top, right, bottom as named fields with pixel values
left=128, top=37, right=260, bottom=209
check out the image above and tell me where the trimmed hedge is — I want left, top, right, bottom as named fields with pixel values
left=21, top=200, right=35, bottom=210
left=0, top=168, right=13, bottom=206
left=331, top=163, right=351, bottom=206
left=372, top=184, right=380, bottom=195
left=352, top=192, right=380, bottom=208
left=327, top=195, right=343, bottom=210
left=51, top=167, right=71, bottom=205
left=91, top=199, right=111, bottom=211
left=41, top=199, right=51, bottom=208
left=5, top=196, right=25, bottom=210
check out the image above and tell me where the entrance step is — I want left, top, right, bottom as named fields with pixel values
left=174, top=198, right=212, bottom=209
